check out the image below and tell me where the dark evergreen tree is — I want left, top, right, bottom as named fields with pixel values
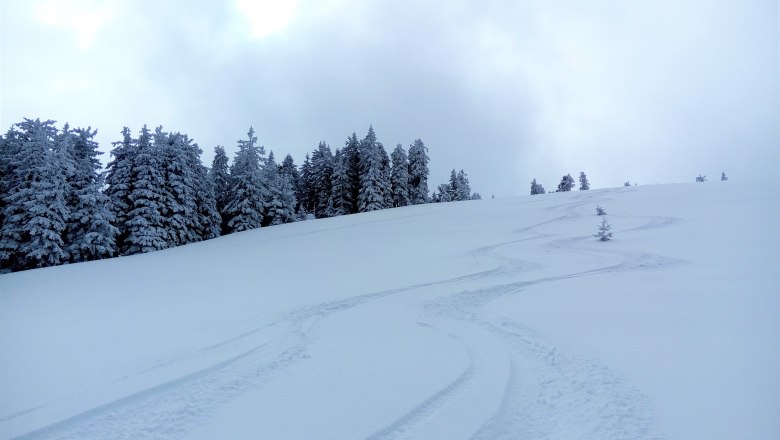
left=327, top=149, right=352, bottom=217
left=430, top=188, right=441, bottom=203
left=556, top=174, right=575, bottom=192
left=408, top=138, right=430, bottom=204
left=62, top=126, right=117, bottom=262
left=279, top=154, right=301, bottom=212
left=259, top=150, right=279, bottom=226
left=224, top=127, right=265, bottom=232
left=311, top=142, right=334, bottom=218
left=104, top=127, right=137, bottom=252
left=390, top=144, right=410, bottom=207
left=377, top=143, right=393, bottom=209
left=180, top=134, right=220, bottom=240
left=209, top=146, right=231, bottom=233
left=358, top=126, right=386, bottom=212
left=124, top=125, right=169, bottom=254
left=721, top=172, right=728, bottom=181
left=158, top=128, right=198, bottom=247
left=579, top=171, right=590, bottom=190
left=342, top=132, right=362, bottom=213
left=0, top=128, right=23, bottom=232
left=0, top=119, right=69, bottom=271
left=262, top=151, right=297, bottom=226
left=298, top=154, right=317, bottom=215
left=448, top=169, right=459, bottom=200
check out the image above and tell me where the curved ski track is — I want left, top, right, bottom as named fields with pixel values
left=14, top=191, right=679, bottom=439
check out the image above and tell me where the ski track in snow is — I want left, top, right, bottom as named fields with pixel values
left=13, top=190, right=681, bottom=439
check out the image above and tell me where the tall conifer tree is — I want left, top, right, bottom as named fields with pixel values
left=0, top=119, right=69, bottom=271
left=62, top=126, right=117, bottom=262
left=390, top=144, right=410, bottom=207
left=224, top=127, right=265, bottom=232
left=209, top=146, right=231, bottom=234
left=408, top=138, right=430, bottom=204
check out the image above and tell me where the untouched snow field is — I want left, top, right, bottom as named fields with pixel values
left=1, top=182, right=778, bottom=440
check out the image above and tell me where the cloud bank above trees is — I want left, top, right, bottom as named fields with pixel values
left=1, top=0, right=777, bottom=195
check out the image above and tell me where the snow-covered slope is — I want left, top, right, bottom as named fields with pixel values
left=1, top=182, right=778, bottom=440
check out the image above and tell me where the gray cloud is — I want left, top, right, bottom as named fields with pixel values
left=2, top=0, right=777, bottom=196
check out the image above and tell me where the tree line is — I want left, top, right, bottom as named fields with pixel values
left=530, top=172, right=590, bottom=195
left=0, top=119, right=479, bottom=273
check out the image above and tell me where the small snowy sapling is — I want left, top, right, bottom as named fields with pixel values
left=579, top=171, right=590, bottom=190
left=595, top=205, right=606, bottom=215
left=594, top=217, right=613, bottom=241
left=624, top=181, right=631, bottom=187
left=696, top=175, right=707, bottom=182
left=721, top=172, right=728, bottom=181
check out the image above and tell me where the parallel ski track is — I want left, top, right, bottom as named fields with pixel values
left=14, top=190, right=680, bottom=439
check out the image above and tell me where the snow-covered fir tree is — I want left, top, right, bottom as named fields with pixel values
left=530, top=178, right=545, bottom=195
left=279, top=154, right=301, bottom=212
left=407, top=138, right=430, bottom=205
left=298, top=154, right=315, bottom=215
left=209, top=146, right=231, bottom=234
left=224, top=127, right=265, bottom=233
left=579, top=171, right=590, bottom=190
left=0, top=127, right=21, bottom=234
left=327, top=149, right=352, bottom=217
left=437, top=183, right=453, bottom=202
left=721, top=172, right=728, bottom=181
left=62, top=126, right=117, bottom=262
left=180, top=134, right=220, bottom=241
left=311, top=142, right=335, bottom=218
left=259, top=150, right=280, bottom=226
left=0, top=119, right=69, bottom=271
left=447, top=169, right=460, bottom=200
left=157, top=128, right=198, bottom=247
left=456, top=170, right=471, bottom=201
left=269, top=173, right=297, bottom=225
left=0, top=130, right=18, bottom=223
left=342, top=132, right=362, bottom=213
left=377, top=143, right=393, bottom=209
left=596, top=205, right=606, bottom=215
left=556, top=174, right=575, bottom=192
left=594, top=217, right=613, bottom=241
left=471, top=192, right=482, bottom=200
left=124, top=126, right=169, bottom=255
left=262, top=151, right=297, bottom=226
left=390, top=144, right=410, bottom=207
left=104, top=127, right=137, bottom=252
left=358, top=126, right=386, bottom=212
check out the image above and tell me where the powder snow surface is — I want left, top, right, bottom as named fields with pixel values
left=1, top=182, right=778, bottom=439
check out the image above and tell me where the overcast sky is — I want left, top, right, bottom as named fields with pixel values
left=1, top=0, right=778, bottom=196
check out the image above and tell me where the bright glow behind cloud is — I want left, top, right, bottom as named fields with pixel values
left=34, top=0, right=116, bottom=49
left=236, top=0, right=297, bottom=40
